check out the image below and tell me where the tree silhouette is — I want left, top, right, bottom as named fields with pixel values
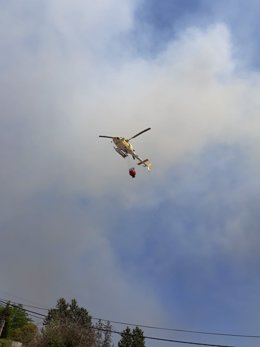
left=42, top=298, right=95, bottom=347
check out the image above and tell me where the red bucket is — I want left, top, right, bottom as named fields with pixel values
left=129, top=168, right=136, bottom=178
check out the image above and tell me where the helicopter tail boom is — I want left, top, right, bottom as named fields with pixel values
left=137, top=159, right=152, bottom=170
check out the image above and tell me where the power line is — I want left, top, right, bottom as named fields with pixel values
left=91, top=317, right=260, bottom=339
left=0, top=299, right=46, bottom=319
left=138, top=335, right=234, bottom=347
left=97, top=328, right=235, bottom=347
left=4, top=297, right=258, bottom=339
left=6, top=301, right=49, bottom=312
left=0, top=299, right=234, bottom=347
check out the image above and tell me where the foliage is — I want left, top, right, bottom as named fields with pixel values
left=118, top=327, right=132, bottom=347
left=118, top=327, right=145, bottom=347
left=132, top=327, right=145, bottom=347
left=40, top=298, right=96, bottom=347
left=0, top=338, right=12, bottom=347
left=0, top=298, right=141, bottom=347
left=0, top=303, right=37, bottom=344
left=94, top=320, right=112, bottom=347
left=44, top=298, right=92, bottom=330
left=12, top=322, right=38, bottom=345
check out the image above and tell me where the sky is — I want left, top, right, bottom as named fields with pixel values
left=0, top=1, right=260, bottom=346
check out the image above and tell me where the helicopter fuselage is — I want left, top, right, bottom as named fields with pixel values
left=113, top=137, right=136, bottom=157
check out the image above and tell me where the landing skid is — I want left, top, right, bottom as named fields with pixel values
left=114, top=147, right=128, bottom=158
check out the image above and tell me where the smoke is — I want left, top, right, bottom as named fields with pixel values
left=1, top=1, right=260, bottom=342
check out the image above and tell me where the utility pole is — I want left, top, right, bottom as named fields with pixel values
left=0, top=302, right=10, bottom=338
left=0, top=318, right=5, bottom=337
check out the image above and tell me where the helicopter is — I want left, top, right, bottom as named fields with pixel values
left=99, top=127, right=152, bottom=171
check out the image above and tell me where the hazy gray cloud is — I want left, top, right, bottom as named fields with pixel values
left=1, top=2, right=260, bottom=345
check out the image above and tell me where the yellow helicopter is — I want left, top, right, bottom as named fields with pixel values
left=99, top=127, right=152, bottom=171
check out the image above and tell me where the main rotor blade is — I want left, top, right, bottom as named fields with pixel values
left=99, top=135, right=114, bottom=139
left=127, top=127, right=151, bottom=141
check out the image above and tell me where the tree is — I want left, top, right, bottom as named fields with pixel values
left=94, top=320, right=112, bottom=347
left=41, top=298, right=95, bottom=347
left=12, top=322, right=38, bottom=345
left=118, top=327, right=145, bottom=347
left=132, top=327, right=145, bottom=347
left=118, top=327, right=132, bottom=347
left=0, top=302, right=37, bottom=344
left=44, top=298, right=92, bottom=329
left=102, top=321, right=112, bottom=347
